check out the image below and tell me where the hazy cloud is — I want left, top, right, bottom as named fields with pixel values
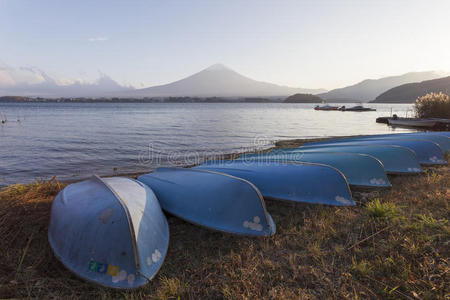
left=0, top=64, right=134, bottom=97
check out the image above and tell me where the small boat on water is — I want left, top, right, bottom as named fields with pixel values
left=138, top=168, right=276, bottom=236
left=303, top=138, right=447, bottom=165
left=237, top=152, right=391, bottom=188
left=377, top=116, right=450, bottom=130
left=48, top=176, right=169, bottom=289
left=195, top=160, right=354, bottom=206
left=339, top=105, right=376, bottom=112
left=388, top=117, right=439, bottom=128
left=314, top=104, right=340, bottom=111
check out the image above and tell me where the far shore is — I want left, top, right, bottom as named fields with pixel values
left=0, top=95, right=415, bottom=104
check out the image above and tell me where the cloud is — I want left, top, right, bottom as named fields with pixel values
left=0, top=64, right=134, bottom=97
left=0, top=64, right=47, bottom=87
left=88, top=37, right=109, bottom=42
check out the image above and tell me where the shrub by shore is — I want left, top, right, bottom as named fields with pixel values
left=414, top=92, right=450, bottom=119
left=0, top=139, right=448, bottom=299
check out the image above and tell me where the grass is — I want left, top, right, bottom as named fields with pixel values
left=0, top=153, right=448, bottom=298
left=364, top=199, right=400, bottom=220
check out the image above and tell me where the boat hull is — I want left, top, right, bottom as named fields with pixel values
left=48, top=176, right=169, bottom=289
left=388, top=119, right=437, bottom=128
left=289, top=145, right=422, bottom=174
left=341, top=108, right=376, bottom=112
left=195, top=161, right=354, bottom=206
left=302, top=138, right=446, bottom=165
left=320, top=133, right=450, bottom=152
left=238, top=152, right=391, bottom=188
left=314, top=105, right=339, bottom=111
left=138, top=168, right=276, bottom=236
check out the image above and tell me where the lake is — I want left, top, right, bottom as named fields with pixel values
left=0, top=102, right=416, bottom=187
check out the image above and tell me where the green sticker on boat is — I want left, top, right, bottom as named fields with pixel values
left=88, top=260, right=118, bottom=276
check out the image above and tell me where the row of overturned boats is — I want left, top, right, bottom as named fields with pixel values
left=48, top=131, right=450, bottom=288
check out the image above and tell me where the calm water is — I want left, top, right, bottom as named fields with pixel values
left=0, top=102, right=416, bottom=187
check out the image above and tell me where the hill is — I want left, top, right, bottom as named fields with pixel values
left=319, top=71, right=447, bottom=102
left=122, top=64, right=325, bottom=98
left=284, top=93, right=323, bottom=103
left=372, top=76, right=450, bottom=103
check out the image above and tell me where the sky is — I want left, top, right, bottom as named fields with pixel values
left=1, top=0, right=450, bottom=90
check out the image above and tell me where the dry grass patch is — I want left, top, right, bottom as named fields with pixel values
left=0, top=161, right=448, bottom=299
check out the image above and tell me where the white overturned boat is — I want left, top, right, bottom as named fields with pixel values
left=48, top=176, right=169, bottom=289
left=388, top=118, right=438, bottom=128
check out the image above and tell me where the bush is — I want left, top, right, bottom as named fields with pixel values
left=414, top=92, right=450, bottom=118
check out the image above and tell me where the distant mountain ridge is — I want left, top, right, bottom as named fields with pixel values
left=372, top=76, right=450, bottom=103
left=0, top=63, right=325, bottom=98
left=122, top=64, right=326, bottom=98
left=319, top=71, right=448, bottom=102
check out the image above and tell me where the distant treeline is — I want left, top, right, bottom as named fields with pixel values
left=283, top=93, right=323, bottom=103
left=0, top=96, right=282, bottom=103
left=0, top=94, right=326, bottom=103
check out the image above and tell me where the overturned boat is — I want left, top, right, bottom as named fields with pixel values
left=138, top=168, right=276, bottom=236
left=48, top=176, right=169, bottom=289
left=315, top=133, right=450, bottom=153
left=195, top=160, right=354, bottom=206
left=302, top=138, right=447, bottom=165
left=290, top=144, right=422, bottom=174
left=237, top=152, right=390, bottom=188
left=430, top=131, right=449, bottom=137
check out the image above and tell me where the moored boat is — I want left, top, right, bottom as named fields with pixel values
left=388, top=118, right=438, bottom=128
left=48, top=176, right=169, bottom=289
left=195, top=160, right=355, bottom=206
left=138, top=168, right=276, bottom=236
left=314, top=104, right=340, bottom=111
left=339, top=105, right=376, bottom=112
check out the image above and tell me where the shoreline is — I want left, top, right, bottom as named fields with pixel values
left=0, top=136, right=341, bottom=188
left=38, top=136, right=361, bottom=186
left=0, top=136, right=448, bottom=298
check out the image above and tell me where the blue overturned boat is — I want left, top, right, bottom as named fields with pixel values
left=48, top=176, right=169, bottom=289
left=316, top=133, right=450, bottom=152
left=237, top=152, right=391, bottom=188
left=282, top=145, right=423, bottom=174
left=138, top=168, right=276, bottom=236
left=302, top=138, right=446, bottom=165
left=426, top=131, right=449, bottom=137
left=195, top=160, right=354, bottom=206
left=386, top=131, right=449, bottom=138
